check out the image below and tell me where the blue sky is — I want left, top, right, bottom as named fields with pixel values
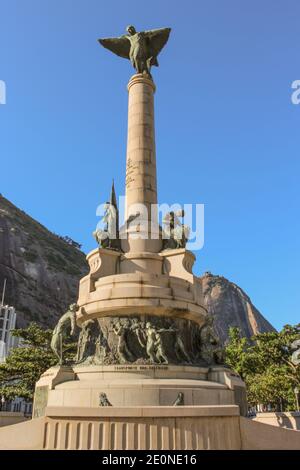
left=1, top=0, right=299, bottom=330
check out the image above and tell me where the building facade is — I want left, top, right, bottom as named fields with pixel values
left=0, top=305, right=32, bottom=416
left=0, top=305, right=19, bottom=363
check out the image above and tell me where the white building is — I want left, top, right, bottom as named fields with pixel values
left=0, top=305, right=32, bottom=415
left=0, top=305, right=19, bottom=363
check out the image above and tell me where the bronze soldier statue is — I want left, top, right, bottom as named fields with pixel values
left=50, top=303, right=78, bottom=365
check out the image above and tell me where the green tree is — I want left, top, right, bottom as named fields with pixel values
left=225, top=324, right=300, bottom=411
left=225, top=327, right=255, bottom=380
left=246, top=365, right=295, bottom=410
left=0, top=322, right=76, bottom=401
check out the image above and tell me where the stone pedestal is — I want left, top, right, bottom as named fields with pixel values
left=31, top=363, right=247, bottom=426
left=76, top=246, right=207, bottom=326
left=33, top=366, right=75, bottom=418
left=2, top=405, right=300, bottom=449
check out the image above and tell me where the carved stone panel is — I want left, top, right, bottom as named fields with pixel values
left=33, top=386, right=49, bottom=418
left=75, top=315, right=222, bottom=367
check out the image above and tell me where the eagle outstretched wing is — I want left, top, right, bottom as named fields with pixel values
left=144, top=28, right=171, bottom=66
left=98, top=36, right=131, bottom=60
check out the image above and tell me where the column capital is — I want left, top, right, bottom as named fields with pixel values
left=127, top=74, right=156, bottom=93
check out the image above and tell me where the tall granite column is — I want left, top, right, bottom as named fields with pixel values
left=121, top=74, right=162, bottom=254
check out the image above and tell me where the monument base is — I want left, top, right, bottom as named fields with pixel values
left=32, top=364, right=247, bottom=418
left=0, top=366, right=299, bottom=451
left=1, top=406, right=300, bottom=450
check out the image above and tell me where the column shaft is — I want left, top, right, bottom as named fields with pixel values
left=122, top=74, right=161, bottom=253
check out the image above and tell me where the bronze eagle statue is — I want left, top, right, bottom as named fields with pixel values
left=98, top=25, right=171, bottom=78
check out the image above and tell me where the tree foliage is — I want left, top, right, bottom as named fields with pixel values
left=0, top=322, right=75, bottom=401
left=225, top=324, right=300, bottom=410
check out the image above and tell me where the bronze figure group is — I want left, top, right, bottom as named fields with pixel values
left=51, top=310, right=223, bottom=367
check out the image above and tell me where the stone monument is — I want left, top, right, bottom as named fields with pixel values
left=31, top=24, right=247, bottom=446
left=1, top=25, right=299, bottom=450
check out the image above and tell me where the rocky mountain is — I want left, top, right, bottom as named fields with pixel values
left=0, top=195, right=88, bottom=328
left=0, top=195, right=275, bottom=339
left=200, top=272, right=276, bottom=343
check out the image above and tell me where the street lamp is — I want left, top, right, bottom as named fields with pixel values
left=0, top=396, right=5, bottom=411
left=294, top=387, right=299, bottom=412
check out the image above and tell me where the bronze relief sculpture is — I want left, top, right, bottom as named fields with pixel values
left=72, top=315, right=222, bottom=367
